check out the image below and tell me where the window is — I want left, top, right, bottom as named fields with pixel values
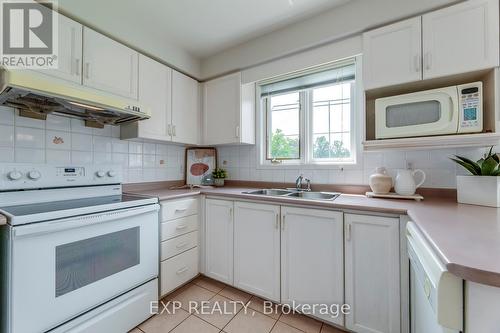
left=260, top=59, right=357, bottom=166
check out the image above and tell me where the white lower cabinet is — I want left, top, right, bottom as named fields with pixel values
left=204, top=199, right=234, bottom=285
left=281, top=206, right=344, bottom=326
left=161, top=247, right=198, bottom=295
left=233, top=202, right=280, bottom=302
left=159, top=198, right=199, bottom=297
left=345, top=214, right=400, bottom=333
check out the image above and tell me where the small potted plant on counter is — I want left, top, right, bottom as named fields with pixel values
left=212, top=168, right=228, bottom=187
left=451, top=146, right=500, bottom=207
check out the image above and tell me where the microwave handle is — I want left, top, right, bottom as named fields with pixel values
left=13, top=204, right=160, bottom=238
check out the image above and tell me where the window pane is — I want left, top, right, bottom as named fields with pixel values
left=312, top=82, right=352, bottom=160
left=267, top=92, right=300, bottom=159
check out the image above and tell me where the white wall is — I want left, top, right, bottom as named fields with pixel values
left=200, top=0, right=459, bottom=79
left=216, top=145, right=485, bottom=189
left=0, top=106, right=185, bottom=184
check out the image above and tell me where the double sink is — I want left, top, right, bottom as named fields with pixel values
left=243, top=189, right=340, bottom=201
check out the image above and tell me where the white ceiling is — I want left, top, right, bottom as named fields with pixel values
left=58, top=0, right=350, bottom=59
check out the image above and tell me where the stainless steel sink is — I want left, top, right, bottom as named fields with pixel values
left=243, top=189, right=340, bottom=201
left=243, top=189, right=293, bottom=196
left=286, top=191, right=340, bottom=201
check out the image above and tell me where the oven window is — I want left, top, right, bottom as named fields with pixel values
left=386, top=101, right=441, bottom=127
left=55, top=227, right=140, bottom=297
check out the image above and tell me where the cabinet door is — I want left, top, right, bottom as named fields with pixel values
left=82, top=28, right=138, bottom=99
left=363, top=17, right=422, bottom=90
left=281, top=207, right=344, bottom=326
left=345, top=214, right=400, bottom=333
left=204, top=199, right=233, bottom=285
left=136, top=55, right=172, bottom=141
left=422, top=0, right=499, bottom=79
left=172, top=70, right=199, bottom=145
left=234, top=202, right=280, bottom=302
left=34, top=14, right=82, bottom=84
left=203, top=72, right=241, bottom=145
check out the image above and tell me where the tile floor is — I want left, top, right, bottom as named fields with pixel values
left=131, top=276, right=347, bottom=333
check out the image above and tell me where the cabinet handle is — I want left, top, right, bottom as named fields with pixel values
left=413, top=55, right=420, bottom=73
left=176, top=242, right=188, bottom=249
left=84, top=62, right=90, bottom=79
left=172, top=125, right=177, bottom=137
left=167, top=124, right=172, bottom=136
left=176, top=224, right=187, bottom=230
left=175, top=208, right=187, bottom=213
left=275, top=213, right=279, bottom=229
left=346, top=223, right=351, bottom=241
left=176, top=266, right=189, bottom=275
left=235, top=126, right=240, bottom=138
left=282, top=215, right=286, bottom=230
left=424, top=53, right=432, bottom=71
left=75, top=59, right=80, bottom=76
left=229, top=207, right=233, bottom=218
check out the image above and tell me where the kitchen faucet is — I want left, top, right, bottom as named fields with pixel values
left=295, top=174, right=311, bottom=191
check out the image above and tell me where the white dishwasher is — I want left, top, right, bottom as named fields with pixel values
left=406, top=222, right=463, bottom=333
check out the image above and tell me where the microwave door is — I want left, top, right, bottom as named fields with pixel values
left=375, top=87, right=458, bottom=139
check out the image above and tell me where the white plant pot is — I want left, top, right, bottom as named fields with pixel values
left=456, top=176, right=500, bottom=207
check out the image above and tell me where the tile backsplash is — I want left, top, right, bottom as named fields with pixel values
left=216, top=144, right=489, bottom=189
left=0, top=106, right=185, bottom=183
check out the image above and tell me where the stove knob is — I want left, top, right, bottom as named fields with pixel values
left=28, top=170, right=41, bottom=180
left=7, top=170, right=22, bottom=180
left=107, top=170, right=117, bottom=177
left=96, top=171, right=106, bottom=178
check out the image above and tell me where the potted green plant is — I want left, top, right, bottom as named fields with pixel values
left=450, top=146, right=500, bottom=207
left=212, top=168, right=228, bottom=187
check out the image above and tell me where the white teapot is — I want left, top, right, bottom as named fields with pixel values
left=394, top=169, right=426, bottom=196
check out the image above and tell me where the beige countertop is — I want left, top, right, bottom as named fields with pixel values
left=128, top=186, right=500, bottom=288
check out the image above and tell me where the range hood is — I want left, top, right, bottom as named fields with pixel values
left=0, top=69, right=149, bottom=127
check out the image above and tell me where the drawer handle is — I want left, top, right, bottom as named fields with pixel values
left=176, top=225, right=188, bottom=230
left=176, top=267, right=189, bottom=275
left=176, top=242, right=188, bottom=249
left=175, top=208, right=187, bottom=213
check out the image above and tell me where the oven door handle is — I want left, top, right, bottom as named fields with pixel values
left=13, top=204, right=160, bottom=238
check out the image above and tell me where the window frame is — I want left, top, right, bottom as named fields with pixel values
left=257, top=56, right=362, bottom=169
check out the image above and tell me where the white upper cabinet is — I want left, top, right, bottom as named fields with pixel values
left=34, top=14, right=82, bottom=84
left=204, top=199, right=234, bottom=285
left=82, top=28, right=138, bottom=99
left=344, top=214, right=400, bottom=333
left=281, top=207, right=344, bottom=326
left=121, top=55, right=172, bottom=141
left=172, top=70, right=200, bottom=145
left=363, top=17, right=422, bottom=90
left=203, top=72, right=255, bottom=145
left=233, top=202, right=280, bottom=302
left=363, top=0, right=499, bottom=89
left=422, top=0, right=499, bottom=79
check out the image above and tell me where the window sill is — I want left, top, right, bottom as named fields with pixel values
left=256, top=162, right=359, bottom=170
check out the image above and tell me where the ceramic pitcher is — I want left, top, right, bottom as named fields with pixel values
left=394, top=169, right=426, bottom=196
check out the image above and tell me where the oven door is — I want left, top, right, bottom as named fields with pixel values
left=9, top=204, right=159, bottom=333
left=375, top=86, right=459, bottom=139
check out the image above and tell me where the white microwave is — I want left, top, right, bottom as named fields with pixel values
left=375, top=82, right=483, bottom=139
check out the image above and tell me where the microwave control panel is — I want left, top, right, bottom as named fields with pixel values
left=458, top=83, right=482, bottom=133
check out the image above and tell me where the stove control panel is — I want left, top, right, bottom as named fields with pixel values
left=0, top=164, right=123, bottom=190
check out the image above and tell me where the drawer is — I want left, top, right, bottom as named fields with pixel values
left=161, top=215, right=198, bottom=241
left=161, top=198, right=198, bottom=221
left=161, top=231, right=198, bottom=260
left=160, top=247, right=198, bottom=296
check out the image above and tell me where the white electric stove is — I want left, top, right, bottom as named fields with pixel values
left=0, top=163, right=160, bottom=333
